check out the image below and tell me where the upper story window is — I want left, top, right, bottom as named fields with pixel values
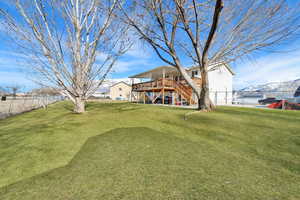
left=192, top=70, right=198, bottom=78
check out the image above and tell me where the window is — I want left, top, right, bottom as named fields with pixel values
left=119, top=88, right=122, bottom=91
left=192, top=70, right=198, bottom=78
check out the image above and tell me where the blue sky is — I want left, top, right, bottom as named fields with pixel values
left=1, top=37, right=300, bottom=91
left=0, top=1, right=299, bottom=91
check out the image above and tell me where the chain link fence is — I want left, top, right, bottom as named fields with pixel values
left=134, top=90, right=300, bottom=110
left=0, top=95, right=65, bottom=119
left=231, top=90, right=300, bottom=109
left=1, top=91, right=299, bottom=119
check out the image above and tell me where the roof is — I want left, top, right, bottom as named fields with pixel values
left=188, top=62, right=235, bottom=75
left=129, top=66, right=178, bottom=78
left=129, top=62, right=234, bottom=79
left=110, top=81, right=131, bottom=88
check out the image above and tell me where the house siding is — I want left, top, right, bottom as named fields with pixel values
left=110, top=82, right=132, bottom=100
left=189, top=64, right=233, bottom=105
left=208, top=65, right=233, bottom=105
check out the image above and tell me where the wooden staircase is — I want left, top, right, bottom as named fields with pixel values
left=173, top=81, right=196, bottom=105
left=132, top=79, right=197, bottom=105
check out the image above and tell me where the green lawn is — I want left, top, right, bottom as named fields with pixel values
left=0, top=102, right=299, bottom=200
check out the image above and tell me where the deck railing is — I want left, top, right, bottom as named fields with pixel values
left=132, top=78, right=201, bottom=91
left=132, top=78, right=175, bottom=91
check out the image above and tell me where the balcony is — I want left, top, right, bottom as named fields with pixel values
left=132, top=78, right=201, bottom=92
left=132, top=79, right=175, bottom=91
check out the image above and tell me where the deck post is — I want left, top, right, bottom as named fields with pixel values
left=152, top=89, right=155, bottom=104
left=162, top=89, right=165, bottom=104
left=143, top=91, right=146, bottom=104
left=172, top=92, right=175, bottom=105
left=130, top=78, right=134, bottom=102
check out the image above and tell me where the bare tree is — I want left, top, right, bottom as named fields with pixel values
left=0, top=86, right=8, bottom=96
left=6, top=85, right=22, bottom=99
left=31, top=87, right=61, bottom=96
left=0, top=0, right=131, bottom=113
left=121, top=0, right=300, bottom=111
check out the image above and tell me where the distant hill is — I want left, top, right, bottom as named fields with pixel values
left=237, top=79, right=300, bottom=98
left=240, top=79, right=300, bottom=92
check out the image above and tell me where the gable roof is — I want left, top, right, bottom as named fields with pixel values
left=129, top=66, right=177, bottom=79
left=188, top=62, right=235, bottom=75
left=129, top=62, right=234, bottom=79
left=110, top=81, right=131, bottom=88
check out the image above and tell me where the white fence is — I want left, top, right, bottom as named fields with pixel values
left=0, top=96, right=64, bottom=119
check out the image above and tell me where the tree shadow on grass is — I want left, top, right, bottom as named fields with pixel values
left=161, top=109, right=300, bottom=175
left=217, top=107, right=300, bottom=121
left=1, top=127, right=299, bottom=200
left=0, top=127, right=208, bottom=200
left=85, top=102, right=144, bottom=113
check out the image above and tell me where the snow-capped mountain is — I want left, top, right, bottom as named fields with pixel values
left=237, top=79, right=300, bottom=98
left=240, top=79, right=300, bottom=92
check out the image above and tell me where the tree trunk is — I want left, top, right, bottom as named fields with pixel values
left=74, top=97, right=85, bottom=113
left=198, top=70, right=215, bottom=111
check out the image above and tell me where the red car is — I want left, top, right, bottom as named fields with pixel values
left=268, top=100, right=300, bottom=110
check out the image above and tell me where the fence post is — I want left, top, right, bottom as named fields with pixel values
left=22, top=97, right=26, bottom=111
left=32, top=96, right=35, bottom=109
left=215, top=91, right=218, bottom=106
left=8, top=97, right=13, bottom=115
left=282, top=99, right=285, bottom=110
left=225, top=89, right=228, bottom=105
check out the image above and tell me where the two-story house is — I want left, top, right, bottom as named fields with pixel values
left=129, top=62, right=234, bottom=106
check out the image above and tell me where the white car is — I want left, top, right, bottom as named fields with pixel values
left=232, top=99, right=240, bottom=104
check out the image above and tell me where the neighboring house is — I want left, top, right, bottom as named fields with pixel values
left=91, top=79, right=139, bottom=99
left=129, top=62, right=234, bottom=105
left=110, top=81, right=132, bottom=100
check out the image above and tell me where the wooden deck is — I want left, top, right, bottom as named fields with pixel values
left=132, top=78, right=201, bottom=105
left=132, top=78, right=201, bottom=92
left=132, top=79, right=174, bottom=91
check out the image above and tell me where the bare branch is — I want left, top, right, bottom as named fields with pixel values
left=121, top=0, right=300, bottom=110
left=0, top=0, right=131, bottom=113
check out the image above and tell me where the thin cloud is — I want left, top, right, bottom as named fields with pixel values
left=233, top=50, right=300, bottom=89
left=112, top=59, right=153, bottom=73
left=0, top=71, right=36, bottom=88
left=125, top=43, right=151, bottom=59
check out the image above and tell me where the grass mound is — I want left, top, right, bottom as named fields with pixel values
left=0, top=102, right=299, bottom=199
